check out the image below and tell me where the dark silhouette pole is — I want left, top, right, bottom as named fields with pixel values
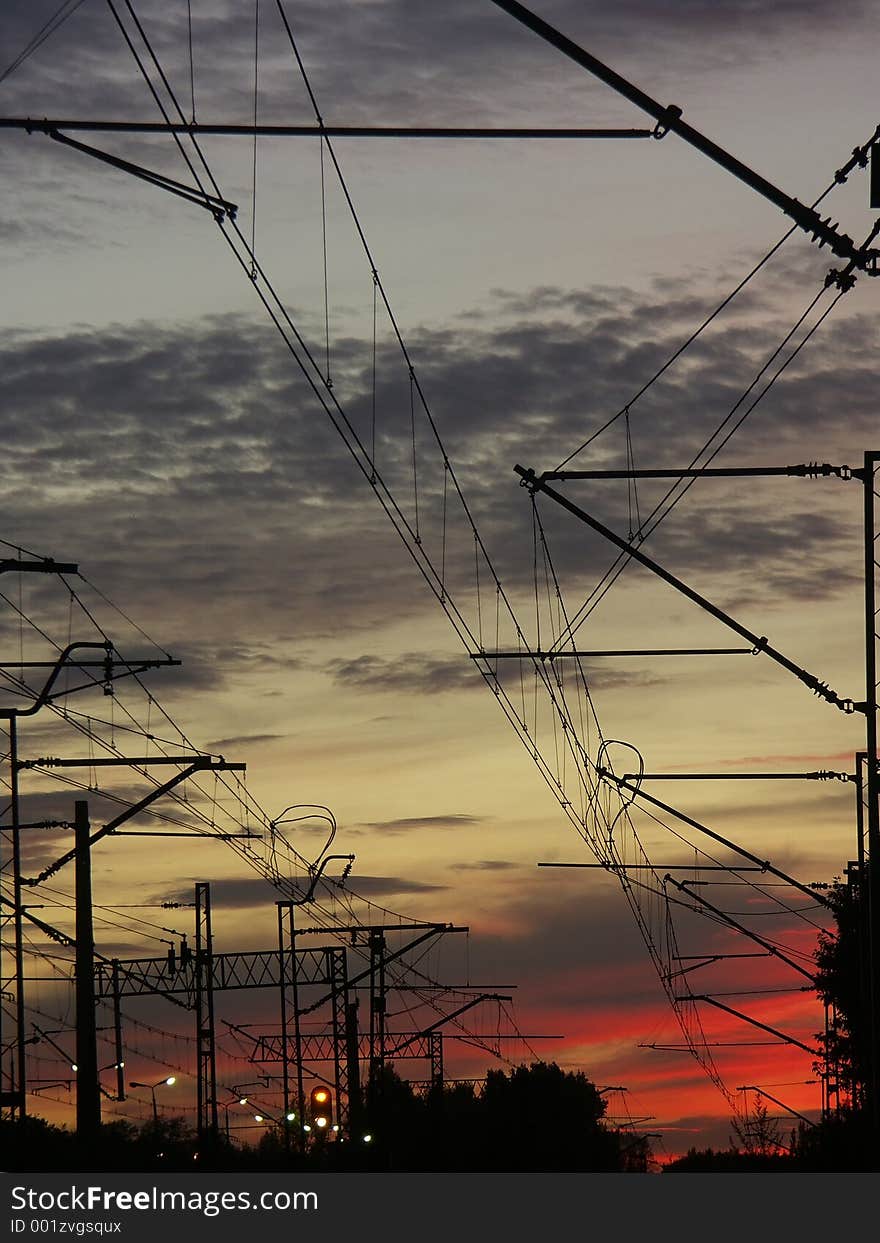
left=74, top=799, right=100, bottom=1139
left=862, top=453, right=880, bottom=1134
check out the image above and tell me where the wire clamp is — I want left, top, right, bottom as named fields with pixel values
left=652, top=105, right=682, bottom=140
left=825, top=266, right=857, bottom=291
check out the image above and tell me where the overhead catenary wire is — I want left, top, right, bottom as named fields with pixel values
left=92, top=0, right=840, bottom=969
left=3, top=579, right=508, bottom=1062
left=0, top=0, right=89, bottom=87
left=5, top=0, right=862, bottom=1121
left=552, top=281, right=850, bottom=647
left=553, top=111, right=880, bottom=467
left=526, top=507, right=734, bottom=1094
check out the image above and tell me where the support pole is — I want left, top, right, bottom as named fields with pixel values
left=345, top=998, right=362, bottom=1139
left=194, top=882, right=218, bottom=1142
left=328, top=947, right=349, bottom=1131
left=277, top=901, right=305, bottom=1147
left=429, top=1031, right=444, bottom=1089
left=111, top=960, right=125, bottom=1102
left=276, top=900, right=304, bottom=1150
left=862, top=451, right=880, bottom=1132
left=75, top=800, right=100, bottom=1139
left=9, top=718, right=26, bottom=1122
left=293, top=909, right=305, bottom=1147
left=277, top=903, right=291, bottom=1140
left=368, top=929, right=387, bottom=1092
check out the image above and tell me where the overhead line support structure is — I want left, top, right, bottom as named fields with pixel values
left=663, top=875, right=817, bottom=982
left=515, top=463, right=860, bottom=713
left=23, top=757, right=246, bottom=887
left=0, top=630, right=229, bottom=1126
left=861, top=452, right=880, bottom=1133
left=472, top=647, right=754, bottom=660
left=490, top=0, right=879, bottom=274
left=100, top=920, right=471, bottom=1141
left=737, top=1084, right=817, bottom=1130
left=74, top=800, right=100, bottom=1141
left=539, top=863, right=814, bottom=873
left=0, top=566, right=87, bottom=1122
left=0, top=560, right=78, bottom=576
left=195, top=882, right=218, bottom=1142
left=520, top=452, right=880, bottom=1116
left=0, top=118, right=654, bottom=140
left=539, top=463, right=860, bottom=482
left=601, top=772, right=831, bottom=909
left=619, top=772, right=853, bottom=783
left=682, top=995, right=819, bottom=1057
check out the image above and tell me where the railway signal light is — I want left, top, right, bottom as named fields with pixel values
left=309, top=1085, right=332, bottom=1129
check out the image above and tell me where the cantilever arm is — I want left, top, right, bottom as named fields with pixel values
left=0, top=642, right=111, bottom=720
left=387, top=993, right=513, bottom=1054
left=516, top=465, right=860, bottom=714
left=491, top=1, right=877, bottom=272
left=24, top=759, right=245, bottom=885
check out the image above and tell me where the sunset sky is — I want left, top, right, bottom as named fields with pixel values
left=2, top=0, right=879, bottom=1161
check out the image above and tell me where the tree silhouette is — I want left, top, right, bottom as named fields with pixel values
left=1, top=1063, right=652, bottom=1172
left=730, top=1100, right=785, bottom=1157
left=813, top=872, right=869, bottom=1112
left=351, top=1060, right=632, bottom=1171
left=793, top=867, right=880, bottom=1171
left=480, top=1060, right=617, bottom=1171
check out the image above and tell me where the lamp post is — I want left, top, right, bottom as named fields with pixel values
left=220, top=1096, right=249, bottom=1140
left=129, top=1075, right=176, bottom=1125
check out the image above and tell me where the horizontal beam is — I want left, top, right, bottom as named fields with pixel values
left=348, top=983, right=517, bottom=991
left=112, top=831, right=262, bottom=839
left=537, top=862, right=771, bottom=871
left=471, top=648, right=753, bottom=659
left=94, top=946, right=335, bottom=998
left=539, top=463, right=857, bottom=482
left=625, top=771, right=853, bottom=782
left=19, top=754, right=222, bottom=770
left=0, top=559, right=77, bottom=574
left=1, top=118, right=654, bottom=140
left=291, top=922, right=465, bottom=936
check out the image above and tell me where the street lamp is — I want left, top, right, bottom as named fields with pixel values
left=253, top=1107, right=298, bottom=1128
left=129, top=1075, right=176, bottom=1124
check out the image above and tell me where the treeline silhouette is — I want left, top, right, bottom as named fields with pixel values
left=668, top=866, right=880, bottom=1173
left=0, top=1062, right=654, bottom=1173
left=4, top=868, right=879, bottom=1177
left=3, top=1056, right=879, bottom=1172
